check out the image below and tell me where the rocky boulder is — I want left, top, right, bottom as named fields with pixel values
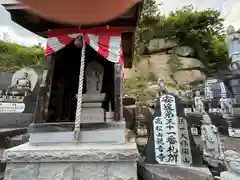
left=173, top=70, right=206, bottom=86
left=168, top=46, right=194, bottom=57
left=178, top=56, right=205, bottom=69
left=146, top=38, right=177, bottom=54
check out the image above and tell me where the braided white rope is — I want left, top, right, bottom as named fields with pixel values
left=74, top=39, right=86, bottom=140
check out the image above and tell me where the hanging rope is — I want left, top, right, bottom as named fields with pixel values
left=74, top=38, right=86, bottom=140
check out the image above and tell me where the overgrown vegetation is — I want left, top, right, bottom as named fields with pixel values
left=135, top=2, right=229, bottom=74
left=126, top=1, right=230, bottom=102
left=0, top=40, right=44, bottom=72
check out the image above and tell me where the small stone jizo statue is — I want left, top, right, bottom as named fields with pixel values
left=201, top=114, right=222, bottom=158
left=219, top=93, right=233, bottom=117
left=220, top=150, right=240, bottom=180
left=185, top=85, right=193, bottom=100
left=157, top=76, right=165, bottom=94
left=194, top=90, right=205, bottom=113
left=85, top=61, right=104, bottom=94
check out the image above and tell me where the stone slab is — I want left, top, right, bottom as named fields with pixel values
left=2, top=141, right=139, bottom=163
left=0, top=113, right=33, bottom=128
left=29, top=122, right=125, bottom=144
left=82, top=102, right=102, bottom=108
left=138, top=163, right=214, bottom=180
left=81, top=108, right=105, bottom=123
left=82, top=93, right=106, bottom=102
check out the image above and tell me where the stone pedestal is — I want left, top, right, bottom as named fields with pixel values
left=81, top=93, right=106, bottom=123
left=3, top=142, right=139, bottom=180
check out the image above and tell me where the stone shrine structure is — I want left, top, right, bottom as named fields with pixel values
left=220, top=150, right=240, bottom=180
left=201, top=114, right=223, bottom=159
left=1, top=1, right=143, bottom=179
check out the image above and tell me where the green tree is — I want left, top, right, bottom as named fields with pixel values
left=134, top=0, right=162, bottom=63
left=0, top=41, right=44, bottom=72
left=137, top=5, right=229, bottom=75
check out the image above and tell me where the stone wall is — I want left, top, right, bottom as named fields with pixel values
left=4, top=162, right=137, bottom=180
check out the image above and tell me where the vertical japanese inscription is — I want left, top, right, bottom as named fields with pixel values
left=179, top=117, right=192, bottom=166
left=153, top=94, right=180, bottom=164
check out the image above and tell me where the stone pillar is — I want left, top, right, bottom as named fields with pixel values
left=3, top=142, right=139, bottom=180
left=34, top=55, right=55, bottom=123
left=114, top=63, right=123, bottom=121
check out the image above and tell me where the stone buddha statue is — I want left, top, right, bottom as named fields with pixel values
left=220, top=150, right=240, bottom=180
left=201, top=114, right=222, bottom=158
left=15, top=72, right=31, bottom=90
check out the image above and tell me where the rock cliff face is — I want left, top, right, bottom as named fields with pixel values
left=124, top=38, right=206, bottom=100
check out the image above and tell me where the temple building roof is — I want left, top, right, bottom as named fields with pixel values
left=2, top=0, right=143, bottom=68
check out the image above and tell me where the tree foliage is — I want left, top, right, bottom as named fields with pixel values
left=0, top=40, right=44, bottom=72
left=136, top=3, right=229, bottom=74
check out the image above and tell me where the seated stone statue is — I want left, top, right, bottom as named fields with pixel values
left=194, top=90, right=205, bottom=113
left=220, top=150, right=240, bottom=180
left=15, top=72, right=31, bottom=90
left=201, top=114, right=223, bottom=158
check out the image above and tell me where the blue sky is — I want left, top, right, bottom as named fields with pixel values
left=0, top=0, right=239, bottom=46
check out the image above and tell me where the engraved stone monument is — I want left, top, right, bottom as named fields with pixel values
left=152, top=94, right=192, bottom=165
left=141, top=93, right=212, bottom=180
left=81, top=61, right=106, bottom=123
left=220, top=150, right=240, bottom=180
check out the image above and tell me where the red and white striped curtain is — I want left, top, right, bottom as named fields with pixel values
left=45, top=27, right=124, bottom=78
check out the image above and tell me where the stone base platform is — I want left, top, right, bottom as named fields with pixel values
left=2, top=142, right=139, bottom=180
left=138, top=163, right=214, bottom=180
